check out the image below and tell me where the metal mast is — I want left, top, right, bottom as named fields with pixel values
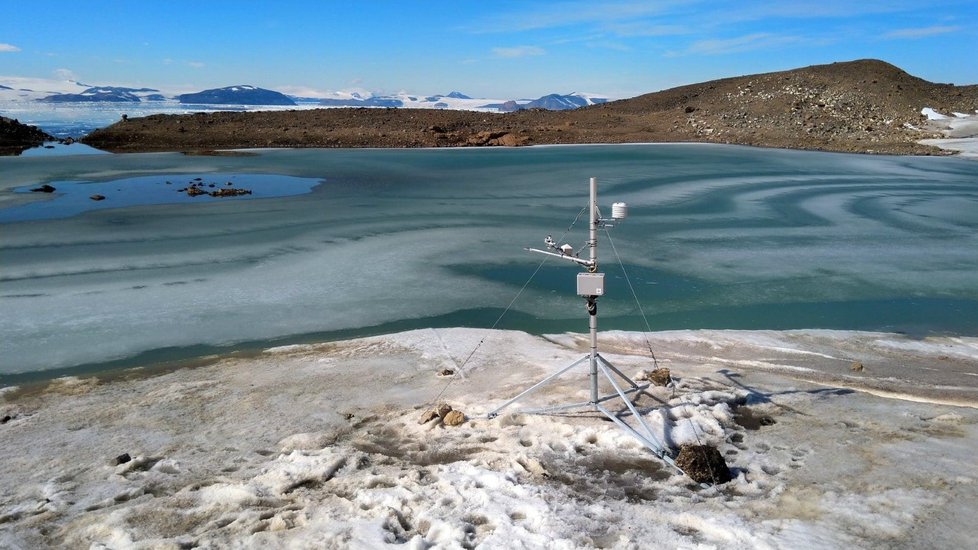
left=488, top=177, right=680, bottom=471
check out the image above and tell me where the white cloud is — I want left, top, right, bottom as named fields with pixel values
left=471, top=1, right=688, bottom=33
left=188, top=61, right=205, bottom=68
left=492, top=45, right=545, bottom=58
left=676, top=33, right=802, bottom=56
left=883, top=25, right=961, bottom=39
left=53, top=68, right=77, bottom=81
left=0, top=43, right=21, bottom=52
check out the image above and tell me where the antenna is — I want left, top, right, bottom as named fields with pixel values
left=488, top=177, right=681, bottom=472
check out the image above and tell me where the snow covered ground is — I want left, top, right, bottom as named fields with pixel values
left=919, top=107, right=978, bottom=158
left=2, top=328, right=976, bottom=548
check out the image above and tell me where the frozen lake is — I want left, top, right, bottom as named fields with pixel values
left=2, top=144, right=977, bottom=379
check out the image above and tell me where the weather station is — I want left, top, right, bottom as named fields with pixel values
left=488, top=177, right=681, bottom=472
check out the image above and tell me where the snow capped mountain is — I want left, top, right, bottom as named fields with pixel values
left=177, top=85, right=296, bottom=106
left=40, top=86, right=166, bottom=103
left=482, top=92, right=609, bottom=112
left=0, top=77, right=93, bottom=101
left=316, top=90, right=504, bottom=110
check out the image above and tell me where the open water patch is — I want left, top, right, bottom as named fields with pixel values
left=0, top=172, right=322, bottom=223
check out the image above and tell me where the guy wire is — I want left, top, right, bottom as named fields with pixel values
left=426, top=205, right=589, bottom=408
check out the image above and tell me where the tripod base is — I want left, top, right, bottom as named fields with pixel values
left=487, top=353, right=683, bottom=474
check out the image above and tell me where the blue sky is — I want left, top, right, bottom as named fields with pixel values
left=1, top=1, right=975, bottom=99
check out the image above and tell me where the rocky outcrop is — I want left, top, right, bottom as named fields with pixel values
left=1, top=116, right=54, bottom=155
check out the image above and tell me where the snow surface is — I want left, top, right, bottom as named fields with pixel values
left=2, top=328, right=976, bottom=548
left=917, top=107, right=978, bottom=157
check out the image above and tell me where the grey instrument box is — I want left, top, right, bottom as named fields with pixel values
left=577, top=272, right=604, bottom=296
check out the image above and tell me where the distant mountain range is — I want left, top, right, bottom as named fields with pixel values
left=39, top=86, right=167, bottom=103
left=0, top=78, right=609, bottom=112
left=483, top=93, right=608, bottom=112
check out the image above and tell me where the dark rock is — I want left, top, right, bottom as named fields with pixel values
left=31, top=184, right=57, bottom=193
left=113, top=453, right=132, bottom=465
left=648, top=368, right=672, bottom=386
left=89, top=194, right=106, bottom=201
left=208, top=187, right=252, bottom=197
left=675, top=444, right=732, bottom=484
left=1, top=415, right=12, bottom=424
left=438, top=368, right=454, bottom=376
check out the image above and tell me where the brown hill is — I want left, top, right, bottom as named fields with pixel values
left=83, top=59, right=978, bottom=155
left=1, top=116, right=54, bottom=155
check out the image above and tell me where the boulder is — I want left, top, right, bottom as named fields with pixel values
left=419, top=403, right=465, bottom=426
left=443, top=410, right=465, bottom=426
left=419, top=408, right=440, bottom=424
left=675, top=444, right=732, bottom=484
left=90, top=194, right=106, bottom=201
left=113, top=452, right=132, bottom=466
left=31, top=184, right=56, bottom=193
left=648, top=368, right=672, bottom=387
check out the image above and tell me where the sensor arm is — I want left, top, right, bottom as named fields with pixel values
left=525, top=247, right=596, bottom=269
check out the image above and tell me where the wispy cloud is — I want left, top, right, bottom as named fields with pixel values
left=471, top=1, right=692, bottom=33
left=188, top=61, right=205, bottom=69
left=586, top=40, right=631, bottom=51
left=603, top=22, right=690, bottom=37
left=883, top=25, right=961, bottom=39
left=53, top=68, right=77, bottom=81
left=492, top=45, right=545, bottom=58
left=671, top=33, right=803, bottom=56
left=0, top=43, right=21, bottom=52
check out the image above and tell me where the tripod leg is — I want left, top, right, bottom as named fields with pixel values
left=486, top=356, right=589, bottom=418
left=598, top=362, right=668, bottom=454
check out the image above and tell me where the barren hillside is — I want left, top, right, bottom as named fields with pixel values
left=82, top=60, right=978, bottom=155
